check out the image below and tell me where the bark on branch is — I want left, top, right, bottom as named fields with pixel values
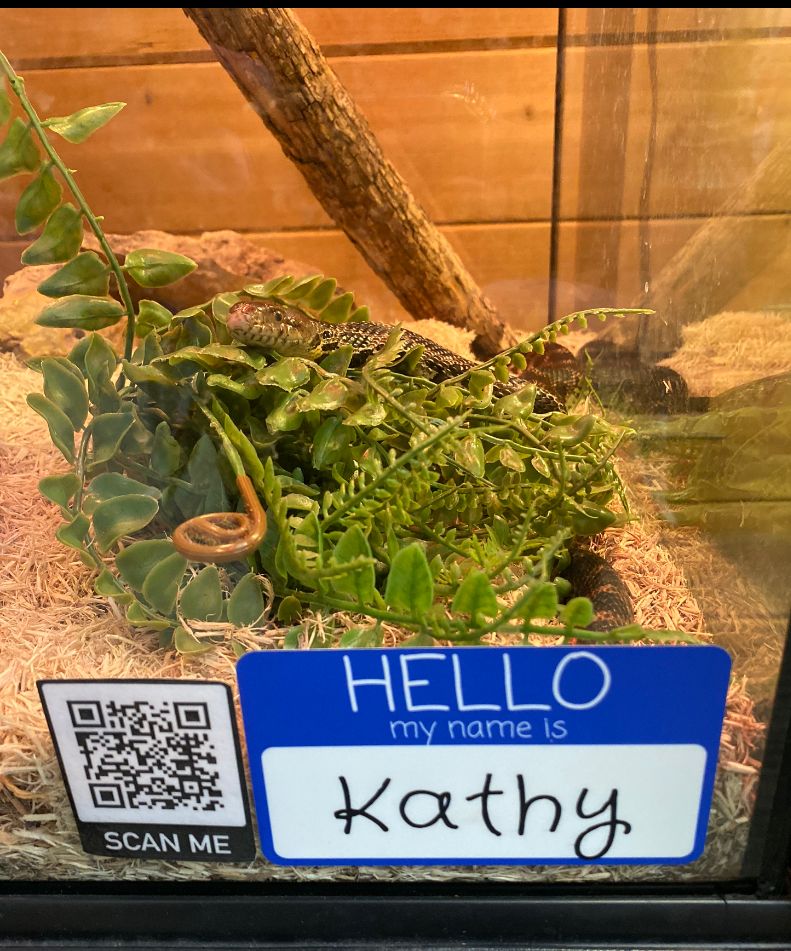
left=184, top=7, right=516, bottom=356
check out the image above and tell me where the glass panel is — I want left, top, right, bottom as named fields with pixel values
left=0, top=7, right=788, bottom=888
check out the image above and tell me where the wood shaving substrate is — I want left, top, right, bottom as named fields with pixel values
left=0, top=319, right=765, bottom=885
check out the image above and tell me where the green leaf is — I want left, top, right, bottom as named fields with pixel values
left=0, top=86, right=10, bottom=125
left=94, top=568, right=132, bottom=602
left=454, top=433, right=486, bottom=478
left=469, top=370, right=495, bottom=400
left=282, top=274, right=323, bottom=300
left=244, top=276, right=293, bottom=297
left=66, top=334, right=92, bottom=375
left=320, top=291, right=355, bottom=324
left=227, top=574, right=267, bottom=627
left=55, top=512, right=90, bottom=550
left=84, top=332, right=120, bottom=411
left=319, top=344, right=354, bottom=375
left=116, top=538, right=178, bottom=591
left=124, top=599, right=167, bottom=629
left=215, top=403, right=265, bottom=484
left=206, top=374, right=262, bottom=400
left=329, top=525, right=375, bottom=604
left=0, top=117, right=39, bottom=179
left=307, top=278, right=337, bottom=310
left=92, top=494, right=159, bottom=552
left=41, top=357, right=88, bottom=429
left=568, top=502, right=617, bottom=536
left=212, top=291, right=239, bottom=322
left=515, top=581, right=559, bottom=621
left=21, top=203, right=83, bottom=265
left=151, top=421, right=181, bottom=476
left=180, top=566, right=223, bottom=622
left=161, top=343, right=258, bottom=369
left=299, top=378, right=349, bottom=411
left=46, top=102, right=126, bottom=143
left=339, top=626, right=379, bottom=647
left=436, top=385, right=463, bottom=408
left=37, top=252, right=109, bottom=298
left=283, top=624, right=301, bottom=648
left=36, top=294, right=124, bottom=330
left=277, top=595, right=303, bottom=624
left=174, top=625, right=212, bottom=655
left=142, top=551, right=187, bottom=614
left=499, top=445, right=526, bottom=472
left=136, top=298, right=172, bottom=335
left=121, top=360, right=176, bottom=387
left=26, top=392, right=75, bottom=461
left=312, top=416, right=349, bottom=469
left=15, top=168, right=62, bottom=234
left=84, top=332, right=118, bottom=379
left=173, top=435, right=228, bottom=519
left=39, top=472, right=80, bottom=508
left=451, top=570, right=499, bottom=623
left=266, top=392, right=304, bottom=434
left=343, top=400, right=386, bottom=428
left=560, top=597, right=595, bottom=629
left=159, top=628, right=175, bottom=647
left=125, top=248, right=197, bottom=287
left=384, top=543, right=434, bottom=615
left=87, top=472, right=160, bottom=502
left=90, top=412, right=135, bottom=464
left=256, top=357, right=311, bottom=391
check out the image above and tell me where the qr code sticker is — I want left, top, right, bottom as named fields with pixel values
left=39, top=682, right=247, bottom=826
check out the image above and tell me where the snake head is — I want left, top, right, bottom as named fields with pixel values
left=227, top=300, right=324, bottom=356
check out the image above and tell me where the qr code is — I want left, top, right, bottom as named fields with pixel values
left=39, top=681, right=247, bottom=826
left=69, top=698, right=222, bottom=813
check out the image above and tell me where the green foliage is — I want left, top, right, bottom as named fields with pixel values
left=38, top=252, right=110, bottom=298
left=124, top=248, right=197, bottom=288
left=3, top=51, right=690, bottom=654
left=16, top=167, right=61, bottom=234
left=45, top=102, right=125, bottom=143
left=22, top=203, right=83, bottom=265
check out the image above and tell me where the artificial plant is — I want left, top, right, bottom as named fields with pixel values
left=0, top=55, right=695, bottom=653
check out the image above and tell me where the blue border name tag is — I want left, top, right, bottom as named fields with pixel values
left=237, top=645, right=731, bottom=866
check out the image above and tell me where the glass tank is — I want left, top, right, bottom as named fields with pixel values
left=0, top=5, right=789, bottom=913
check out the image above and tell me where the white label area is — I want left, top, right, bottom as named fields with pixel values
left=40, top=681, right=247, bottom=825
left=262, top=744, right=707, bottom=862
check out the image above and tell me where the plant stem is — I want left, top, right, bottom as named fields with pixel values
left=323, top=412, right=468, bottom=529
left=0, top=53, right=138, bottom=361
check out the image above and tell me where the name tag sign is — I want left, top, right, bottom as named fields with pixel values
left=237, top=646, right=730, bottom=866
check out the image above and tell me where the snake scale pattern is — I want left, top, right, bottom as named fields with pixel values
left=227, top=300, right=634, bottom=631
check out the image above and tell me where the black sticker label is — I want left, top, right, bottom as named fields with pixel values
left=38, top=680, right=255, bottom=862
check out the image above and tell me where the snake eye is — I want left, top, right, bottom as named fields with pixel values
left=273, top=310, right=283, bottom=322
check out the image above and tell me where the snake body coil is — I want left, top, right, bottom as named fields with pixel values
left=227, top=301, right=564, bottom=413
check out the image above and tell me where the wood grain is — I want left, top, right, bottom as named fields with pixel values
left=561, top=39, right=791, bottom=220
left=2, top=8, right=787, bottom=68
left=0, top=9, right=557, bottom=67
left=2, top=36, right=787, bottom=242
left=566, top=8, right=791, bottom=41
left=0, top=52, right=557, bottom=236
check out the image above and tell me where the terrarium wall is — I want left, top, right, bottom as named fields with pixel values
left=0, top=7, right=788, bottom=333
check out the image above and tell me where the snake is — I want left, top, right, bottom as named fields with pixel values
left=192, top=299, right=631, bottom=632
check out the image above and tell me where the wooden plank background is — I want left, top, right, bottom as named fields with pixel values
left=0, top=8, right=788, bottom=332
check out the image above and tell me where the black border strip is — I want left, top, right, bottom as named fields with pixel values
left=0, top=887, right=790, bottom=945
